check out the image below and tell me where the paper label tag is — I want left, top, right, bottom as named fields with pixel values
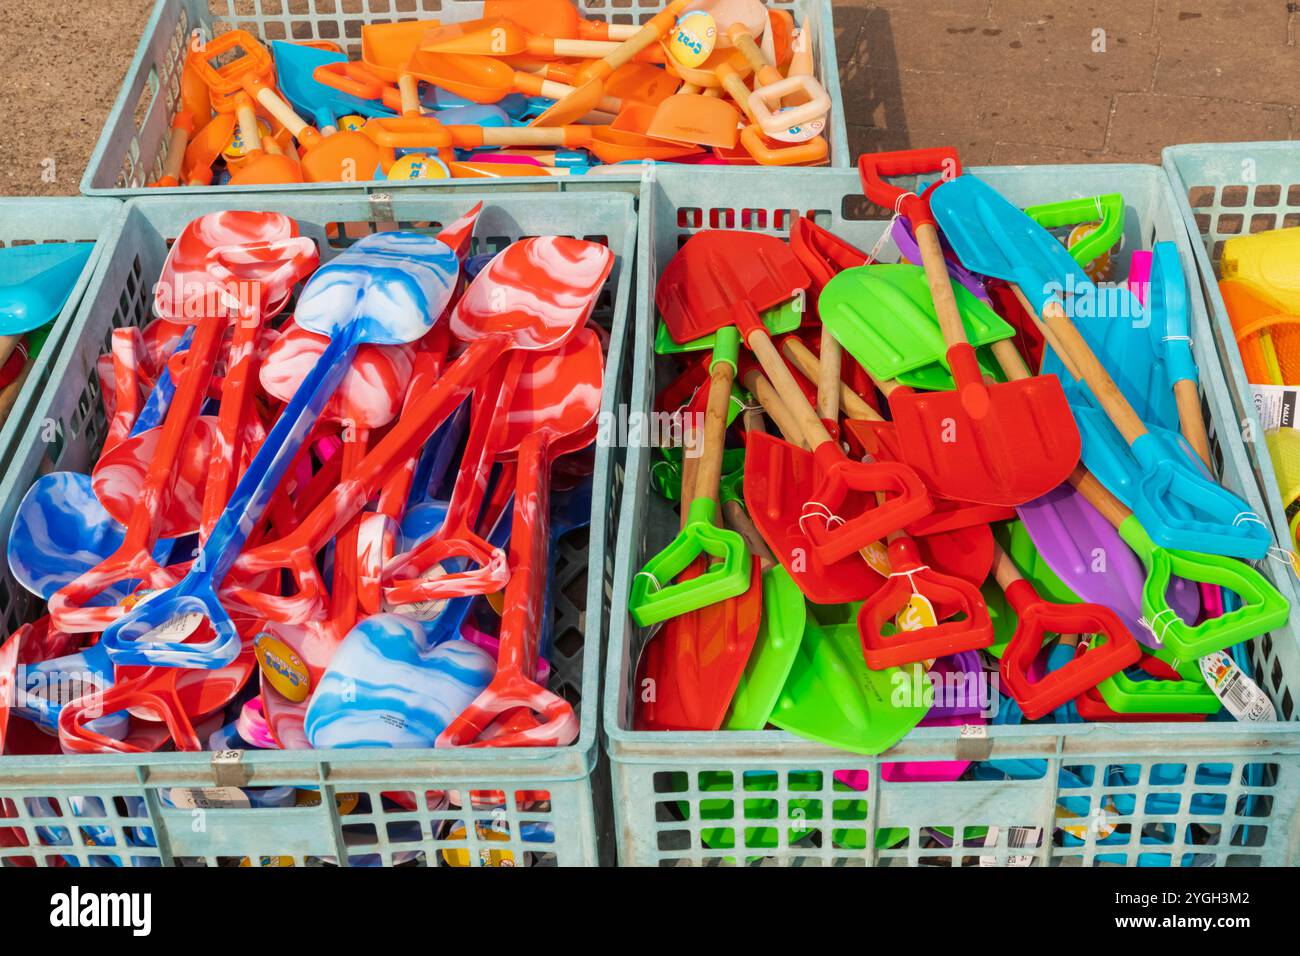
left=168, top=787, right=251, bottom=810
left=1056, top=803, right=1118, bottom=840
left=385, top=567, right=450, bottom=621
left=861, top=541, right=892, bottom=577
left=1250, top=383, right=1300, bottom=430
left=1199, top=651, right=1276, bottom=721
left=895, top=592, right=937, bottom=633
left=139, top=611, right=204, bottom=644
left=958, top=723, right=987, bottom=740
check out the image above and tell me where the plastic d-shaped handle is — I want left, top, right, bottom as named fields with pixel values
left=857, top=147, right=962, bottom=227
left=1090, top=634, right=1222, bottom=715
left=801, top=441, right=933, bottom=564
left=858, top=537, right=993, bottom=668
left=999, top=579, right=1139, bottom=720
left=1024, top=193, right=1124, bottom=270
left=1116, top=515, right=1288, bottom=660
left=628, top=498, right=751, bottom=627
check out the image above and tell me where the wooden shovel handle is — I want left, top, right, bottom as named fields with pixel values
left=587, top=0, right=688, bottom=79
left=747, top=330, right=834, bottom=449
left=1174, top=379, right=1212, bottom=468
left=781, top=337, right=880, bottom=421
left=160, top=125, right=191, bottom=182
left=914, top=222, right=970, bottom=352
left=254, top=84, right=309, bottom=141
left=739, top=366, right=808, bottom=448
left=234, top=100, right=263, bottom=152
left=693, top=357, right=736, bottom=508
left=1067, top=464, right=1133, bottom=529
left=1029, top=293, right=1149, bottom=446
left=989, top=538, right=1025, bottom=592
left=816, top=327, right=842, bottom=421
left=728, top=26, right=782, bottom=86
left=990, top=338, right=1031, bottom=381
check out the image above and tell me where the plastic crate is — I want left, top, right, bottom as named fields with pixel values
left=0, top=183, right=636, bottom=867
left=81, top=0, right=850, bottom=198
left=604, top=164, right=1300, bottom=867
left=1163, top=143, right=1300, bottom=597
left=0, top=199, right=121, bottom=473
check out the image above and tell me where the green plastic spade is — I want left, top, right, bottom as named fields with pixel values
left=652, top=446, right=745, bottom=503
left=722, top=514, right=807, bottom=731
left=629, top=327, right=751, bottom=627
left=1024, top=193, right=1125, bottom=271
left=817, top=263, right=1015, bottom=386
left=769, top=620, right=930, bottom=755
left=654, top=298, right=803, bottom=355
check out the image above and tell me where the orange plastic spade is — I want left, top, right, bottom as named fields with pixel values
left=532, top=0, right=690, bottom=126
left=421, top=17, right=665, bottom=63
left=193, top=30, right=381, bottom=183
left=484, top=0, right=641, bottom=40
left=182, top=112, right=237, bottom=185
left=153, top=44, right=212, bottom=187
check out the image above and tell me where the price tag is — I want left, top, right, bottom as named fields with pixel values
left=1199, top=651, right=1276, bottom=721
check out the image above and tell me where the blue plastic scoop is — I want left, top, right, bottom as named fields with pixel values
left=0, top=243, right=94, bottom=335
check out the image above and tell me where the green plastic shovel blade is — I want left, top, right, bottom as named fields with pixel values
left=817, top=263, right=1014, bottom=383
left=654, top=298, right=803, bottom=354
left=723, top=566, right=807, bottom=730
left=770, top=621, right=930, bottom=755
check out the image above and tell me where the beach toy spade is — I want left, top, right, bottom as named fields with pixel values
left=659, top=229, right=931, bottom=566
left=721, top=504, right=807, bottom=731
left=770, top=619, right=929, bottom=755
left=992, top=540, right=1139, bottom=720
left=931, top=171, right=1271, bottom=561
left=272, top=41, right=394, bottom=133
left=1066, top=467, right=1287, bottom=660
left=8, top=473, right=174, bottom=605
left=857, top=528, right=994, bottom=668
left=531, top=0, right=689, bottom=126
left=48, top=213, right=319, bottom=635
left=0, top=243, right=94, bottom=339
left=304, top=617, right=493, bottom=748
left=98, top=231, right=459, bottom=670
left=858, top=149, right=1080, bottom=506
left=438, top=328, right=604, bottom=747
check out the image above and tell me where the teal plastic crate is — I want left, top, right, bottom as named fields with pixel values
left=0, top=199, right=120, bottom=474
left=0, top=184, right=636, bottom=867
left=81, top=0, right=849, bottom=198
left=1163, top=143, right=1300, bottom=589
left=604, top=164, right=1300, bottom=867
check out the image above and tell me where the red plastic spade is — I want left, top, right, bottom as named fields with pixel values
left=439, top=327, right=605, bottom=747
left=858, top=148, right=1079, bottom=507
left=992, top=541, right=1139, bottom=720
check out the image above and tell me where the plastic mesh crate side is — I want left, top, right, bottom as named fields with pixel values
left=605, top=164, right=1300, bottom=867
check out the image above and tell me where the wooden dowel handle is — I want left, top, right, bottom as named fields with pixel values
left=747, top=330, right=833, bottom=448
left=989, top=539, right=1024, bottom=591
left=781, top=337, right=879, bottom=421
left=693, top=358, right=735, bottom=508
left=914, top=223, right=969, bottom=350
left=739, top=366, right=808, bottom=448
left=723, top=499, right=775, bottom=571
left=1173, top=379, right=1212, bottom=468
left=1067, top=464, right=1132, bottom=529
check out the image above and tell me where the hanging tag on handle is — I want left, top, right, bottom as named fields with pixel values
left=1198, top=650, right=1275, bottom=721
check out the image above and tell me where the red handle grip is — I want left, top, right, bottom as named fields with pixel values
left=857, top=147, right=962, bottom=227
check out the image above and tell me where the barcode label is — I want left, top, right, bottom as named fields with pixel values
left=1199, top=651, right=1276, bottom=722
left=1008, top=826, right=1042, bottom=848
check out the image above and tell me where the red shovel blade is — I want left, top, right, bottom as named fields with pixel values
left=634, top=555, right=762, bottom=731
left=743, top=432, right=883, bottom=605
left=888, top=362, right=1080, bottom=507
left=843, top=418, right=1015, bottom=535
left=655, top=230, right=810, bottom=343
left=790, top=216, right=869, bottom=291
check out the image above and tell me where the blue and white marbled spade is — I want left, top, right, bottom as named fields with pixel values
left=7, top=472, right=172, bottom=603
left=304, top=615, right=493, bottom=749
left=295, top=231, right=460, bottom=346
